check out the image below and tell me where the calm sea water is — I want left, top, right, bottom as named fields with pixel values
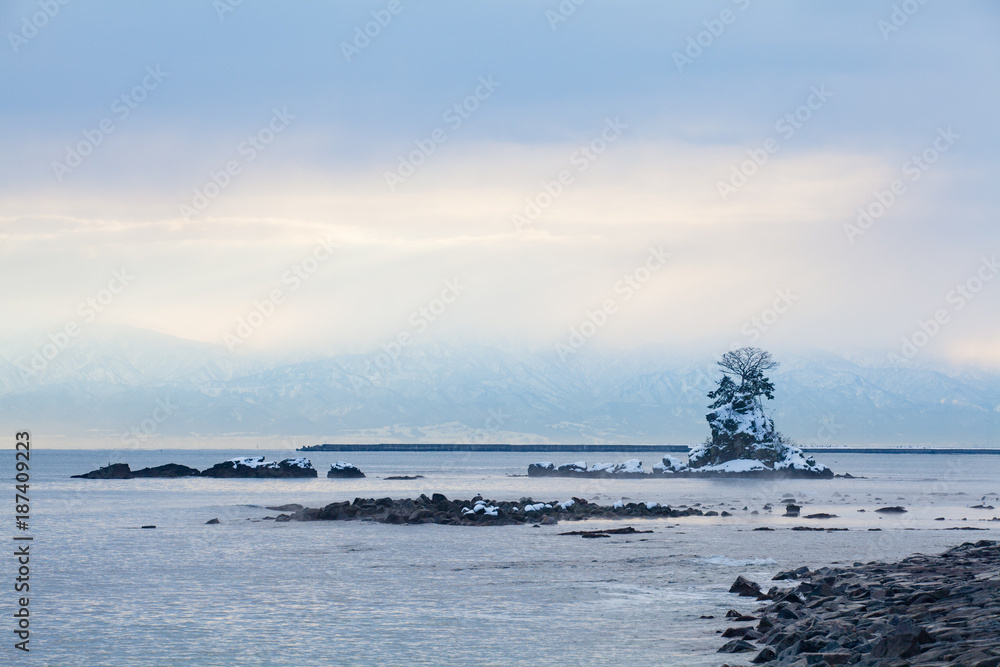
left=5, top=449, right=999, bottom=666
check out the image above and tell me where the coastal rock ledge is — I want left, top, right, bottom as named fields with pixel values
left=528, top=452, right=834, bottom=479
left=73, top=457, right=320, bottom=479
left=275, top=494, right=708, bottom=526
left=716, top=540, right=1000, bottom=666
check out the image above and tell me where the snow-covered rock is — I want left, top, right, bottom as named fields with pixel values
left=327, top=461, right=365, bottom=478
left=527, top=462, right=555, bottom=476
left=200, top=456, right=318, bottom=478
left=652, top=455, right=689, bottom=474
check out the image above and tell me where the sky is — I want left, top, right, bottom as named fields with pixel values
left=2, top=0, right=999, bottom=367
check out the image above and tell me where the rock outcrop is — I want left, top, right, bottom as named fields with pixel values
left=326, top=461, right=365, bottom=478
left=277, top=494, right=708, bottom=526
left=199, top=456, right=318, bottom=478
left=71, top=463, right=134, bottom=479
left=132, top=463, right=200, bottom=478
left=528, top=453, right=834, bottom=479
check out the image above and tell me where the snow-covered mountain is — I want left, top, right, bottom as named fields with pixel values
left=1, top=326, right=998, bottom=446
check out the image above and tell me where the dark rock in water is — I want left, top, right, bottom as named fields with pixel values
left=750, top=646, right=776, bottom=663
left=132, top=463, right=200, bottom=478
left=72, top=463, right=134, bottom=479
left=783, top=503, right=801, bottom=517
left=326, top=461, right=365, bottom=478
left=721, top=626, right=756, bottom=638
left=281, top=493, right=706, bottom=527
left=205, top=518, right=220, bottom=524
left=140, top=525, right=156, bottom=529
left=875, top=505, right=907, bottom=513
left=725, top=610, right=757, bottom=621
left=200, top=456, right=318, bottom=478
left=804, top=513, right=837, bottom=519
left=772, top=566, right=809, bottom=580
left=729, top=575, right=763, bottom=597
left=717, top=639, right=756, bottom=653
left=559, top=526, right=652, bottom=536
left=527, top=462, right=555, bottom=476
left=753, top=526, right=774, bottom=531
left=384, top=475, right=424, bottom=480
left=266, top=504, right=304, bottom=512
left=581, top=533, right=609, bottom=538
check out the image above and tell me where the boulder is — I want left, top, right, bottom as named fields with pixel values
left=729, top=575, right=763, bottom=597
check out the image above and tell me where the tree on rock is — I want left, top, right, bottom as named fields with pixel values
left=689, top=347, right=821, bottom=472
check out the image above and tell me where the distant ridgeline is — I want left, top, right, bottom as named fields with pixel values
left=297, top=444, right=1000, bottom=454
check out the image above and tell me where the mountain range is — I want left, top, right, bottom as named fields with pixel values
left=1, top=325, right=998, bottom=447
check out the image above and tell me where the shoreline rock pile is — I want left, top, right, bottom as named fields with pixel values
left=275, top=494, right=708, bottom=526
left=716, top=540, right=1000, bottom=666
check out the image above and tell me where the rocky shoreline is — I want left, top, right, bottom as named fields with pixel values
left=527, top=455, right=837, bottom=479
left=716, top=540, right=1000, bottom=666
left=270, top=494, right=709, bottom=525
left=72, top=457, right=324, bottom=479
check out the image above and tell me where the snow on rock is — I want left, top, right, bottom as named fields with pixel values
left=327, top=461, right=365, bottom=478
left=652, top=455, right=689, bottom=474
left=523, top=503, right=552, bottom=512
left=201, top=456, right=317, bottom=478
left=527, top=462, right=556, bottom=476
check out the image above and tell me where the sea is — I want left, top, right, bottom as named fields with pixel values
left=6, top=448, right=1000, bottom=666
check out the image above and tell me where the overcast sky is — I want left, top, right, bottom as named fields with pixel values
left=2, top=0, right=998, bottom=366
